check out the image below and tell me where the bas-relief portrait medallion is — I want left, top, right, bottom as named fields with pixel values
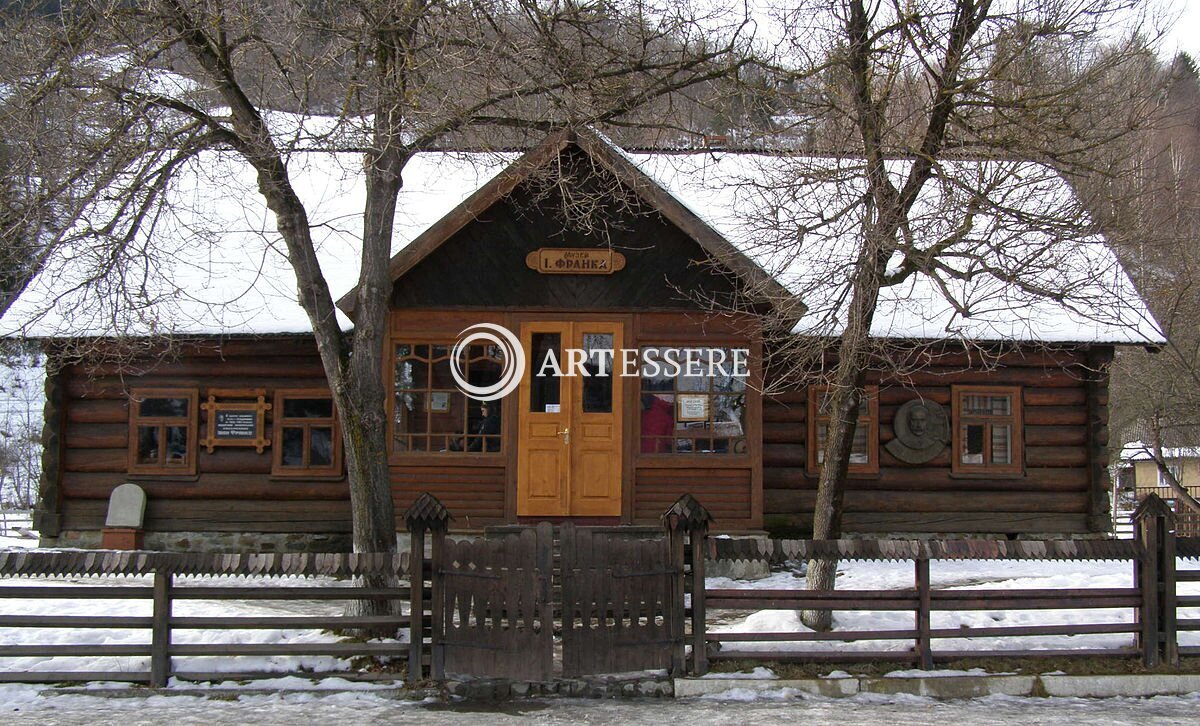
left=885, top=399, right=949, bottom=464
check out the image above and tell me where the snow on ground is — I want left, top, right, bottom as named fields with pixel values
left=0, top=554, right=1197, bottom=713
left=0, top=689, right=1195, bottom=725
left=0, top=511, right=37, bottom=549
left=708, top=558, right=1200, bottom=654
left=0, top=571, right=406, bottom=683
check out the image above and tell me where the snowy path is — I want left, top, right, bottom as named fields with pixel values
left=3, top=689, right=1199, bottom=725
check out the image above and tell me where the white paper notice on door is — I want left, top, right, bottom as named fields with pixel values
left=545, top=403, right=561, bottom=413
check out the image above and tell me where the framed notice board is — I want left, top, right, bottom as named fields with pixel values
left=200, top=389, right=272, bottom=453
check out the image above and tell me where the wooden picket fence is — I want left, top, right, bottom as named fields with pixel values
left=682, top=493, right=1191, bottom=674
left=0, top=492, right=1197, bottom=685
left=0, top=551, right=418, bottom=686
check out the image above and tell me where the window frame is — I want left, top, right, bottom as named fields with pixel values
left=806, top=385, right=880, bottom=476
left=128, top=388, right=199, bottom=476
left=387, top=338, right=506, bottom=459
left=635, top=345, right=751, bottom=459
left=951, top=384, right=1024, bottom=477
left=271, top=389, right=344, bottom=479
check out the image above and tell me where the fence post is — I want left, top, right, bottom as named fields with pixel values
left=663, top=494, right=714, bottom=676
left=150, top=570, right=172, bottom=688
left=403, top=493, right=452, bottom=685
left=914, top=559, right=933, bottom=670
left=1133, top=493, right=1174, bottom=667
left=407, top=522, right=426, bottom=684
left=1163, top=510, right=1178, bottom=667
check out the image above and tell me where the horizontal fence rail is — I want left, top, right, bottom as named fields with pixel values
left=0, top=552, right=424, bottom=687
left=689, top=499, right=1187, bottom=674
left=1175, top=536, right=1200, bottom=657
left=703, top=573, right=1146, bottom=667
left=2, top=493, right=1199, bottom=686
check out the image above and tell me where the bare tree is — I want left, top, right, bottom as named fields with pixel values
left=720, top=1, right=1166, bottom=630
left=1098, top=55, right=1200, bottom=516
left=1, top=0, right=751, bottom=613
left=0, top=341, right=42, bottom=510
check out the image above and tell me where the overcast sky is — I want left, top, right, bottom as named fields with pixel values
left=1160, top=0, right=1200, bottom=60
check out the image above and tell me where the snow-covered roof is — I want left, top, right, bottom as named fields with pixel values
left=2, top=131, right=1163, bottom=345
left=4, top=151, right=515, bottom=338
left=629, top=152, right=1161, bottom=344
left=1121, top=441, right=1200, bottom=462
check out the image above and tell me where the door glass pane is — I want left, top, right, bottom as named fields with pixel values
left=581, top=332, right=613, bottom=414
left=530, top=332, right=561, bottom=413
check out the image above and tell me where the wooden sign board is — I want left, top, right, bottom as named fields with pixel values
left=200, top=389, right=271, bottom=453
left=525, top=248, right=626, bottom=275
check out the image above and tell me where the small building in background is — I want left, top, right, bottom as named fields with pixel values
left=1120, top=441, right=1200, bottom=536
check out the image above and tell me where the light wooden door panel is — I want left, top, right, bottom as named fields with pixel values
left=568, top=323, right=623, bottom=516
left=517, top=321, right=623, bottom=518
left=517, top=323, right=570, bottom=516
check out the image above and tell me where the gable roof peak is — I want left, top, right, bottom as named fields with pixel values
left=336, top=126, right=785, bottom=315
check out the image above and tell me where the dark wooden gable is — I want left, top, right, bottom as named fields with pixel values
left=390, top=145, right=743, bottom=310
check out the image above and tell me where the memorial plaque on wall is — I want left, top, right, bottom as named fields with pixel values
left=200, top=389, right=272, bottom=453
left=215, top=410, right=258, bottom=439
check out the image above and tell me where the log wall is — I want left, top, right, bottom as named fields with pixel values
left=44, top=335, right=1113, bottom=543
left=47, top=337, right=358, bottom=539
left=762, top=347, right=1111, bottom=535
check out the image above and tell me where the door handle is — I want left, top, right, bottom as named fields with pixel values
left=558, top=427, right=570, bottom=445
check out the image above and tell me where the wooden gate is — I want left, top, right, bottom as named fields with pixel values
left=560, top=523, right=677, bottom=677
left=435, top=523, right=554, bottom=680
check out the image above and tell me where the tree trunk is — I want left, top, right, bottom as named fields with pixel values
left=1148, top=424, right=1200, bottom=515
left=801, top=234, right=889, bottom=630
left=338, top=138, right=407, bottom=622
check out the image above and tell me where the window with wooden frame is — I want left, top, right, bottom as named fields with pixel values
left=129, top=388, right=199, bottom=476
left=807, top=386, right=879, bottom=475
left=391, top=342, right=504, bottom=454
left=637, top=346, right=748, bottom=456
left=952, top=385, right=1023, bottom=476
left=272, top=390, right=343, bottom=477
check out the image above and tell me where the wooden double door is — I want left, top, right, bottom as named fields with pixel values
left=517, top=321, right=624, bottom=517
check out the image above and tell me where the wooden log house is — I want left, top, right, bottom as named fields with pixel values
left=20, top=129, right=1161, bottom=550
